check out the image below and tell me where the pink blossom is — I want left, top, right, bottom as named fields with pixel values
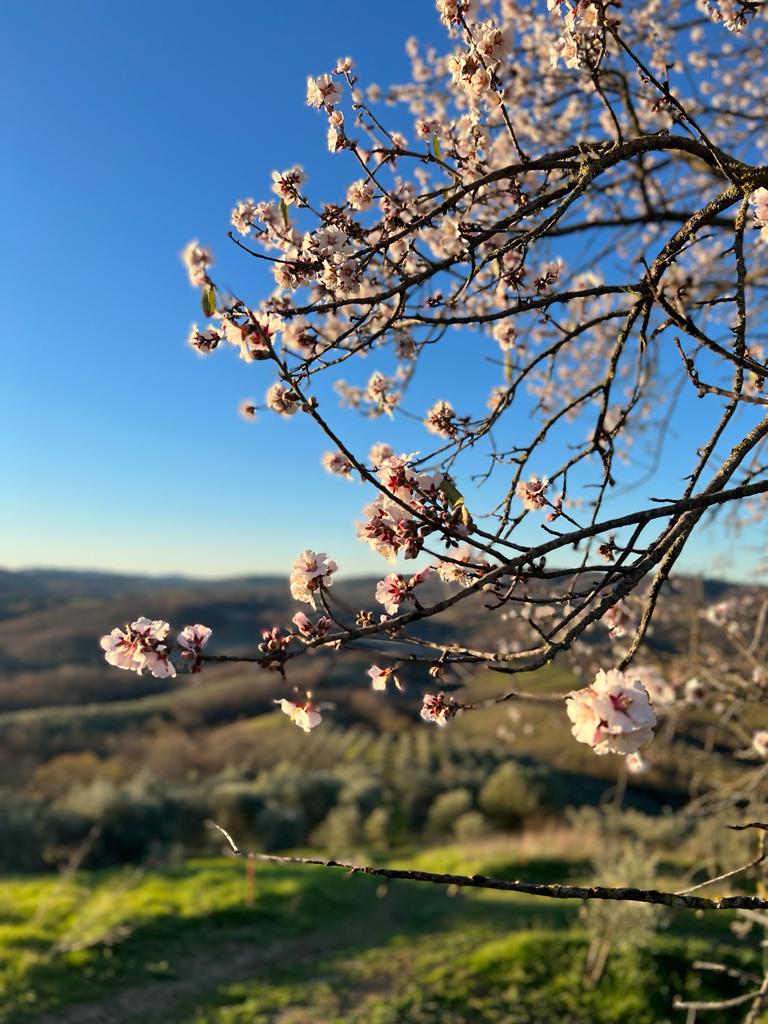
left=358, top=498, right=421, bottom=562
left=487, top=386, right=508, bottom=414
left=140, top=648, right=176, bottom=678
left=176, top=623, right=212, bottom=674
left=290, top=550, right=338, bottom=609
left=540, top=260, right=565, bottom=292
left=357, top=455, right=444, bottom=562
left=601, top=602, right=636, bottom=638
left=306, top=73, right=342, bottom=109
left=132, top=618, right=170, bottom=641
left=282, top=321, right=323, bottom=358
left=188, top=324, right=221, bottom=355
left=420, top=691, right=456, bottom=726
left=100, top=618, right=176, bottom=679
left=100, top=627, right=143, bottom=672
left=368, top=442, right=394, bottom=468
left=276, top=698, right=322, bottom=732
left=231, top=198, right=258, bottom=236
left=366, top=371, right=401, bottom=416
left=131, top=619, right=175, bottom=679
left=684, top=677, right=706, bottom=705
left=436, top=0, right=470, bottom=27
left=752, top=187, right=768, bottom=243
left=292, top=611, right=314, bottom=636
left=327, top=110, right=346, bottom=152
left=425, top=399, right=458, bottom=438
left=416, top=118, right=441, bottom=139
left=322, top=451, right=354, bottom=477
left=492, top=323, right=517, bottom=351
left=376, top=452, right=442, bottom=502
left=536, top=258, right=565, bottom=294
left=516, top=475, right=549, bottom=511
left=321, top=254, right=362, bottom=295
left=566, top=668, right=657, bottom=756
left=550, top=30, right=581, bottom=69
left=563, top=0, right=599, bottom=31
left=433, top=551, right=480, bottom=588
left=374, top=567, right=431, bottom=614
left=752, top=730, right=768, bottom=759
left=181, top=241, right=213, bottom=287
left=448, top=51, right=492, bottom=100
left=177, top=624, right=212, bottom=651
left=266, top=382, right=300, bottom=416
left=217, top=312, right=280, bottom=363
left=631, top=664, right=676, bottom=706
left=367, top=665, right=404, bottom=692
left=702, top=600, right=735, bottom=627
left=292, top=612, right=332, bottom=641
left=376, top=575, right=409, bottom=614
left=347, top=179, right=375, bottom=211
left=475, top=21, right=510, bottom=63
left=625, top=751, right=649, bottom=775
left=705, top=0, right=750, bottom=32
left=271, top=166, right=306, bottom=207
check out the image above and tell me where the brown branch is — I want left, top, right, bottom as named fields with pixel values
left=206, top=822, right=768, bottom=912
left=675, top=832, right=766, bottom=895
left=674, top=988, right=767, bottom=1012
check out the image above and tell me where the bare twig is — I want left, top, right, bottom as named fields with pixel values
left=207, top=822, right=768, bottom=912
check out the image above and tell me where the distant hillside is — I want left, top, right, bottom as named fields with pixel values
left=0, top=566, right=739, bottom=713
left=0, top=567, right=763, bottom=872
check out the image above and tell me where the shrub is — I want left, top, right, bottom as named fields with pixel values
left=478, top=762, right=548, bottom=829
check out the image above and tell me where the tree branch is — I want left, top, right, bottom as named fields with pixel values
left=207, top=822, right=768, bottom=912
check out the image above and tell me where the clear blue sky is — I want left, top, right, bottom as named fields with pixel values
left=1, top=1, right=762, bottom=581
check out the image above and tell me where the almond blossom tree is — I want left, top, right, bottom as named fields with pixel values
left=102, top=1, right=768, bottom=1015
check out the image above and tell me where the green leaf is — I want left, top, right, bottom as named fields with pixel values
left=432, top=133, right=441, bottom=161
left=280, top=198, right=290, bottom=229
left=439, top=476, right=465, bottom=510
left=201, top=284, right=216, bottom=318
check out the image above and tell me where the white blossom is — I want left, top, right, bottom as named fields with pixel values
left=566, top=668, right=657, bottom=755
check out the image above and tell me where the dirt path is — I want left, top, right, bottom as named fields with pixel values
left=31, top=930, right=341, bottom=1024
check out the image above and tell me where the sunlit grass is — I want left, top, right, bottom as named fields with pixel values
left=0, top=846, right=761, bottom=1024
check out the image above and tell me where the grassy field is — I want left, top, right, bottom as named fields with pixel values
left=2, top=843, right=765, bottom=1024
left=1, top=570, right=766, bottom=1020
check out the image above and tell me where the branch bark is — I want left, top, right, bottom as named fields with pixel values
left=207, top=822, right=768, bottom=913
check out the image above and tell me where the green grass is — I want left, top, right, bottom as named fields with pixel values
left=184, top=930, right=764, bottom=1024
left=0, top=849, right=764, bottom=1024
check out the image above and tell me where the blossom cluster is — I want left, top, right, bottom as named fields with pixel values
left=516, top=476, right=549, bottom=512
left=120, top=0, right=768, bottom=784
left=420, top=691, right=459, bottom=726
left=100, top=619, right=212, bottom=678
left=374, top=566, right=431, bottom=615
left=357, top=452, right=447, bottom=562
left=289, top=550, right=338, bottom=609
left=185, top=298, right=283, bottom=373
left=548, top=0, right=599, bottom=69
